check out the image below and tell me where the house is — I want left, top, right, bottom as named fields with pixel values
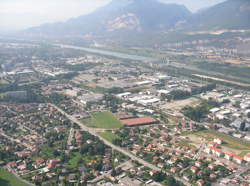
left=157, top=163, right=164, bottom=169
left=190, top=166, right=198, bottom=173
left=33, top=158, right=45, bottom=169
left=197, top=171, right=204, bottom=177
left=17, top=164, right=26, bottom=171
left=208, top=164, right=216, bottom=170
left=228, top=164, right=237, bottom=171
left=213, top=137, right=223, bottom=144
left=210, top=173, right=217, bottom=179
left=47, top=158, right=61, bottom=169
left=7, top=161, right=17, bottom=169
left=149, top=170, right=158, bottom=176
left=195, top=161, right=202, bottom=168
left=75, top=113, right=90, bottom=120
left=197, top=179, right=205, bottom=186
left=208, top=142, right=218, bottom=147
left=46, top=173, right=55, bottom=179
left=210, top=147, right=224, bottom=157
left=204, top=147, right=211, bottom=154
left=170, top=167, right=177, bottom=173
left=68, top=174, right=76, bottom=183
left=233, top=155, right=244, bottom=164
left=225, top=153, right=234, bottom=161
left=244, top=153, right=250, bottom=162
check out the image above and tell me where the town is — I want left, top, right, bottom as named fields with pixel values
left=0, top=40, right=249, bottom=186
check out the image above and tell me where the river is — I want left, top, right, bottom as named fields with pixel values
left=56, top=44, right=158, bottom=62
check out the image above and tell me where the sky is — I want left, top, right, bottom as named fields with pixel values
left=0, top=0, right=226, bottom=31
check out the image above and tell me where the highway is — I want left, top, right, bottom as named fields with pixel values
left=51, top=104, right=191, bottom=186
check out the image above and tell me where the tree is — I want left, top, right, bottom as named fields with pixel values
left=152, top=171, right=165, bottom=182
left=80, top=143, right=89, bottom=154
left=163, top=176, right=177, bottom=186
left=112, top=139, right=122, bottom=146
left=111, top=168, right=117, bottom=177
left=247, top=112, right=250, bottom=118
left=240, top=121, right=246, bottom=131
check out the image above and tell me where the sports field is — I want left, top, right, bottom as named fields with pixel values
left=81, top=112, right=123, bottom=129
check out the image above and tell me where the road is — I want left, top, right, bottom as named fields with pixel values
left=213, top=165, right=250, bottom=186
left=67, top=128, right=75, bottom=147
left=4, top=166, right=35, bottom=186
left=91, top=160, right=133, bottom=183
left=0, top=130, right=32, bottom=150
left=51, top=104, right=191, bottom=186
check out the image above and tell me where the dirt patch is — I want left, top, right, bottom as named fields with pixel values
left=162, top=97, right=200, bottom=111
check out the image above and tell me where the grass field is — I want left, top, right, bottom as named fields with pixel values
left=0, top=168, right=27, bottom=186
left=177, top=140, right=197, bottom=149
left=99, top=131, right=120, bottom=142
left=81, top=112, right=123, bottom=129
left=186, top=130, right=250, bottom=151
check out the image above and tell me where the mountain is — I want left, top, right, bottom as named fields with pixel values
left=187, top=0, right=250, bottom=30
left=25, top=0, right=191, bottom=36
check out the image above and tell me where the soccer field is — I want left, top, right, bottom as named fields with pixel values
left=81, top=112, right=123, bottom=129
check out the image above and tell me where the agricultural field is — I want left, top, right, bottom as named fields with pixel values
left=0, top=168, right=27, bottom=186
left=81, top=112, right=123, bottom=129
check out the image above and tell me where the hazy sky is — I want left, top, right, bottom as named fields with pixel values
left=0, top=0, right=226, bottom=31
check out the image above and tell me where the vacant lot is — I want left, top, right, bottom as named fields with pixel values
left=81, top=112, right=123, bottom=129
left=0, top=168, right=27, bottom=186
left=162, top=97, right=200, bottom=117
left=185, top=130, right=250, bottom=156
left=99, top=131, right=119, bottom=142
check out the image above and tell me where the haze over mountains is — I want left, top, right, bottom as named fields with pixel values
left=20, top=0, right=250, bottom=49
left=25, top=0, right=250, bottom=37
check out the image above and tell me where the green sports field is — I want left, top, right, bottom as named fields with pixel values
left=81, top=112, right=123, bottom=129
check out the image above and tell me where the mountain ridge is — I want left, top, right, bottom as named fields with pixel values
left=23, top=0, right=250, bottom=42
left=25, top=0, right=191, bottom=36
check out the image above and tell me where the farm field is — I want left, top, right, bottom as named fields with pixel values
left=0, top=168, right=27, bottom=186
left=81, top=112, right=123, bottom=129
